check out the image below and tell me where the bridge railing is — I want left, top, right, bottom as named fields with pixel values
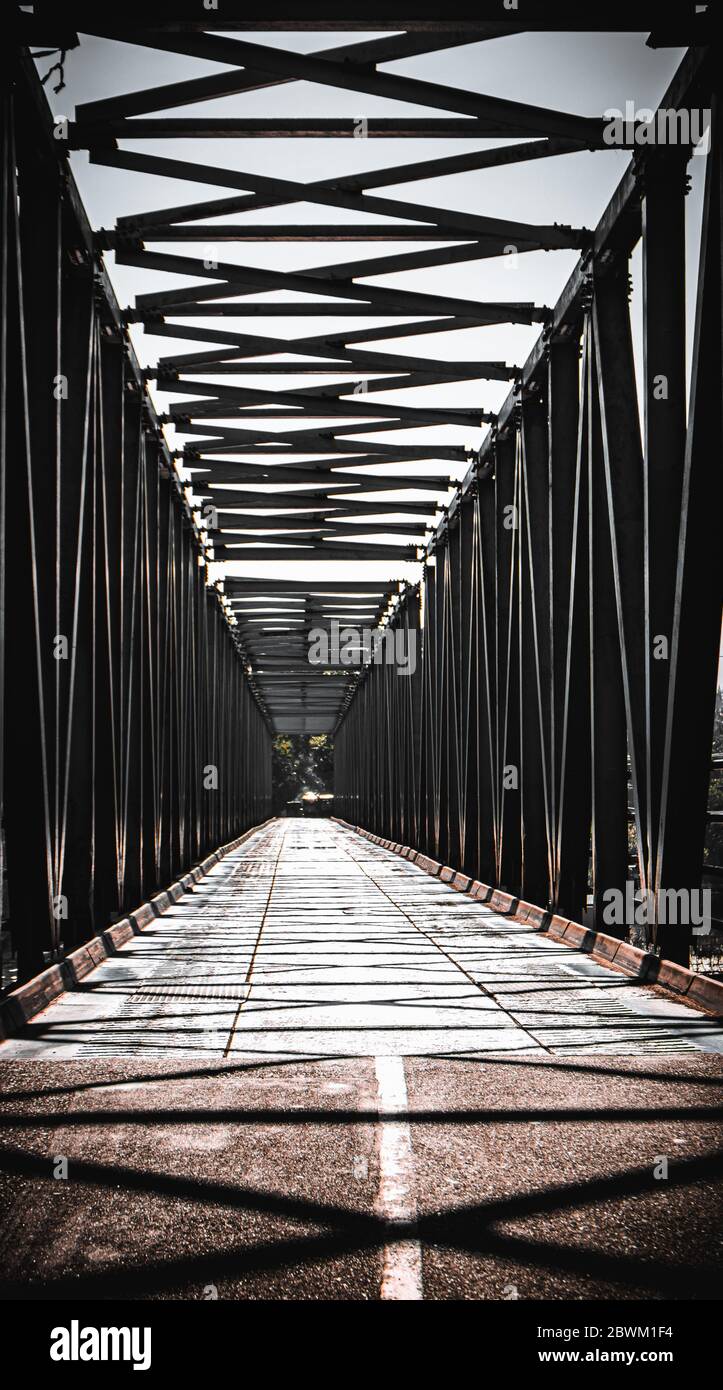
left=0, top=52, right=272, bottom=987
left=335, top=49, right=721, bottom=968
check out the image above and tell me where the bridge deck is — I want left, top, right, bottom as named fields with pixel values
left=1, top=821, right=722, bottom=1300
left=2, top=820, right=722, bottom=1061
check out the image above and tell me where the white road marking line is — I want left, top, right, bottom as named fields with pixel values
left=374, top=1055, right=423, bottom=1301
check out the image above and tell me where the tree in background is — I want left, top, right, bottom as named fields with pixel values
left=272, top=734, right=334, bottom=815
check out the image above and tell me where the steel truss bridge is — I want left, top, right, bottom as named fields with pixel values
left=1, top=6, right=720, bottom=995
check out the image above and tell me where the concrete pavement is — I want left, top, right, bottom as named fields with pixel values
left=3, top=819, right=721, bottom=1061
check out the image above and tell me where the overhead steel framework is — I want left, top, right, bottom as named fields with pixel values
left=59, top=14, right=600, bottom=733
left=2, top=9, right=721, bottom=980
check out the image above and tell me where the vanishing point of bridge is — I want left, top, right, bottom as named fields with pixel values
left=0, top=11, right=721, bottom=1303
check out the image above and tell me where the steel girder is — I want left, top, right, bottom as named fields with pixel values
left=1, top=60, right=272, bottom=986
left=335, top=46, right=721, bottom=968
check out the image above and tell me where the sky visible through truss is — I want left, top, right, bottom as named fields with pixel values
left=34, top=29, right=702, bottom=604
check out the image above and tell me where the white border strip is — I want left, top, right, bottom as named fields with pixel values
left=374, top=1055, right=423, bottom=1301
